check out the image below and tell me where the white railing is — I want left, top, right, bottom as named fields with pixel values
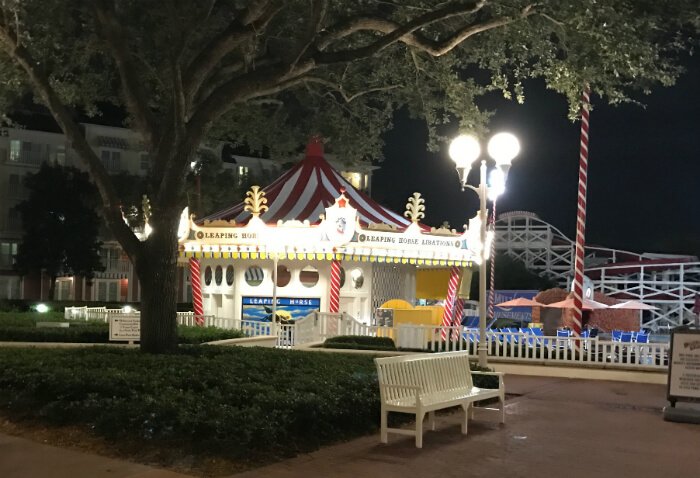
left=396, top=326, right=669, bottom=370
left=64, top=306, right=112, bottom=321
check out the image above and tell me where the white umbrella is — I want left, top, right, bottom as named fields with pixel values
left=610, top=300, right=658, bottom=310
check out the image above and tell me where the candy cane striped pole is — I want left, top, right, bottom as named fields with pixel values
left=572, top=86, right=591, bottom=337
left=441, top=266, right=462, bottom=340
left=488, top=200, right=498, bottom=322
left=189, top=258, right=204, bottom=325
left=329, top=260, right=341, bottom=313
left=451, top=288, right=465, bottom=341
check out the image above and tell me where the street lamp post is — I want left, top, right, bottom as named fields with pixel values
left=449, top=133, right=520, bottom=368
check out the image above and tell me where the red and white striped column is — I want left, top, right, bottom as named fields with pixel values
left=441, top=266, right=462, bottom=340
left=451, top=289, right=465, bottom=341
left=329, top=260, right=341, bottom=313
left=571, top=86, right=592, bottom=337
left=488, top=200, right=498, bottom=322
left=189, top=258, right=204, bottom=325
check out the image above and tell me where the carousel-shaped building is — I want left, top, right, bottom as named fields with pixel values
left=178, top=139, right=483, bottom=325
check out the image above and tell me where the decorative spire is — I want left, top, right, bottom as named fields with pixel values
left=305, top=135, right=324, bottom=159
left=244, top=185, right=269, bottom=217
left=404, top=192, right=425, bottom=224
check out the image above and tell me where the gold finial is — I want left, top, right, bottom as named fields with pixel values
left=404, top=192, right=425, bottom=224
left=244, top=185, right=269, bottom=217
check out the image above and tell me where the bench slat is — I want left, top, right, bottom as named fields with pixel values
left=375, top=351, right=505, bottom=448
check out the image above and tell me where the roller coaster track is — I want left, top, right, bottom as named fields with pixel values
left=495, top=211, right=700, bottom=332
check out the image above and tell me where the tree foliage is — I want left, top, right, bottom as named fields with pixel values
left=0, top=0, right=696, bottom=351
left=469, top=252, right=556, bottom=299
left=14, top=164, right=104, bottom=299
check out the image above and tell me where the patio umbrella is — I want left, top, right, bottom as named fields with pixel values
left=610, top=300, right=658, bottom=310
left=544, top=297, right=609, bottom=310
left=495, top=297, right=544, bottom=307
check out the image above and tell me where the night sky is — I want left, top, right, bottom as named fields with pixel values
left=374, top=55, right=700, bottom=256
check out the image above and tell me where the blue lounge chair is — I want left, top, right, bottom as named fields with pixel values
left=620, top=332, right=633, bottom=343
left=612, top=330, right=623, bottom=342
left=635, top=333, right=649, bottom=343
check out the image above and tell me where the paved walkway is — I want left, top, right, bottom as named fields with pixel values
left=2, top=376, right=699, bottom=478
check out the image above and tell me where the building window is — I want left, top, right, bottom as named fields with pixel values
left=100, top=247, right=122, bottom=271
left=56, top=145, right=66, bottom=165
left=215, top=265, right=223, bottom=286
left=101, top=150, right=121, bottom=172
left=9, top=140, right=20, bottom=161
left=300, top=266, right=319, bottom=288
left=7, top=209, right=20, bottom=230
left=237, top=166, right=249, bottom=185
left=8, top=174, right=20, bottom=197
left=140, top=154, right=150, bottom=170
left=276, top=265, right=291, bottom=288
left=245, top=266, right=264, bottom=287
left=341, top=171, right=363, bottom=190
left=0, top=242, right=18, bottom=268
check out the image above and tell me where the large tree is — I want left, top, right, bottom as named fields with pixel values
left=0, top=1, right=696, bottom=352
left=15, top=164, right=104, bottom=300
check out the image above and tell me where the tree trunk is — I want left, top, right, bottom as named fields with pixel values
left=135, top=214, right=180, bottom=353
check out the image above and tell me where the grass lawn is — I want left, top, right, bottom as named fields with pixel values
left=0, top=346, right=381, bottom=474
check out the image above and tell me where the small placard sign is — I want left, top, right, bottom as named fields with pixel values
left=667, top=326, right=700, bottom=405
left=375, top=308, right=394, bottom=327
left=109, top=314, right=141, bottom=342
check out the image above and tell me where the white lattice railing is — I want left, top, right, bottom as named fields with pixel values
left=395, top=326, right=669, bottom=370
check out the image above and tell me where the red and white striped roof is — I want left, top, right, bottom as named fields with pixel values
left=202, top=139, right=412, bottom=229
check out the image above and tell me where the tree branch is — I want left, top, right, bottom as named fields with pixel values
left=315, top=2, right=535, bottom=62
left=92, top=1, right=160, bottom=149
left=0, top=26, right=142, bottom=261
left=188, top=60, right=315, bottom=138
left=183, top=1, right=281, bottom=108
left=303, top=77, right=402, bottom=103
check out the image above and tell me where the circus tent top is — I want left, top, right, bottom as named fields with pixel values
left=201, top=137, right=411, bottom=229
left=179, top=138, right=485, bottom=266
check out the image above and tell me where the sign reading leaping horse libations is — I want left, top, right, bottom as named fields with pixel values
left=109, top=314, right=141, bottom=342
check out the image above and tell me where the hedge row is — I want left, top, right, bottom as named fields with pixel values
left=0, top=312, right=244, bottom=344
left=0, top=347, right=381, bottom=460
left=323, top=335, right=396, bottom=350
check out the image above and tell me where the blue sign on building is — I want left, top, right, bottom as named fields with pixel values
left=492, top=290, right=538, bottom=322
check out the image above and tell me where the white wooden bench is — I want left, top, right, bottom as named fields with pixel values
left=374, top=351, right=505, bottom=448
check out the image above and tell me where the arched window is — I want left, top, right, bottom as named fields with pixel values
left=245, top=266, right=264, bottom=287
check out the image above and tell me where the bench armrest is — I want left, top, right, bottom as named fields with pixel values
left=379, top=384, right=422, bottom=406
left=470, top=371, right=505, bottom=390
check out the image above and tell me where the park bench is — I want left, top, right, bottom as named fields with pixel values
left=374, top=351, right=505, bottom=448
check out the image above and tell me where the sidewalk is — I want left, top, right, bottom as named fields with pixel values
left=0, top=433, right=191, bottom=478
left=2, top=376, right=699, bottom=478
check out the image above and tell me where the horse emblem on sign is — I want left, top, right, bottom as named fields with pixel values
left=323, top=191, right=357, bottom=244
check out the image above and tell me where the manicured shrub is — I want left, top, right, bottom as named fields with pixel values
left=323, top=335, right=396, bottom=350
left=0, top=347, right=381, bottom=459
left=0, top=312, right=243, bottom=344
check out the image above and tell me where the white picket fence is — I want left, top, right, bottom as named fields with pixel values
left=395, top=326, right=670, bottom=370
left=61, top=306, right=669, bottom=370
left=64, top=306, right=129, bottom=322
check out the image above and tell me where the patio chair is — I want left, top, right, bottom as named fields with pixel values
left=612, top=330, right=623, bottom=342
left=620, top=332, right=633, bottom=343
left=635, top=333, right=649, bottom=343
